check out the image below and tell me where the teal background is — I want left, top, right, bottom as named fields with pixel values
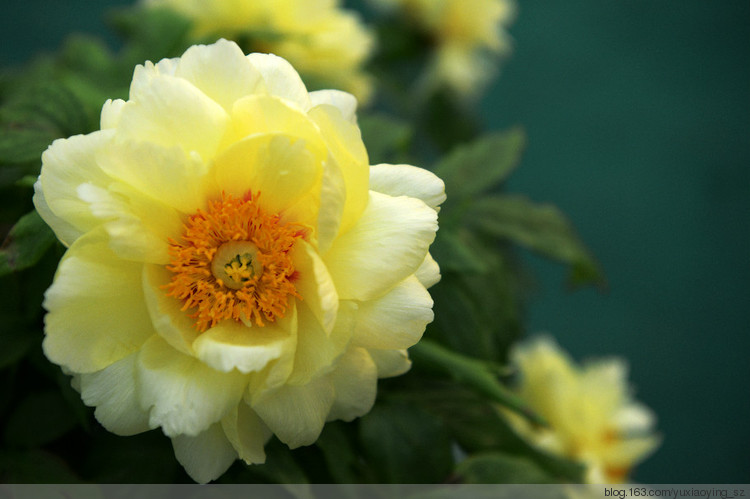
left=2, top=0, right=748, bottom=484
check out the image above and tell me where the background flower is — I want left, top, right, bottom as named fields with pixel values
left=143, top=0, right=375, bottom=103
left=32, top=39, right=442, bottom=483
left=503, top=337, right=660, bottom=483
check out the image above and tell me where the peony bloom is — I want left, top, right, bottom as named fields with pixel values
left=33, top=39, right=443, bottom=483
left=372, top=0, right=515, bottom=97
left=144, top=0, right=375, bottom=103
left=503, top=337, right=660, bottom=484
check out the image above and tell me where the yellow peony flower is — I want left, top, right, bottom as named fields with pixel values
left=144, top=0, right=375, bottom=103
left=33, top=39, right=443, bottom=483
left=503, top=337, right=660, bottom=484
left=373, top=0, right=515, bottom=97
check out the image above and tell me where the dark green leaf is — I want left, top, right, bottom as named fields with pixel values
left=0, top=211, right=57, bottom=276
left=315, top=422, right=362, bottom=483
left=109, top=6, right=193, bottom=63
left=456, top=452, right=555, bottom=484
left=433, top=128, right=525, bottom=200
left=359, top=401, right=453, bottom=483
left=4, top=391, right=79, bottom=448
left=410, top=340, right=545, bottom=426
left=359, top=113, right=413, bottom=164
left=0, top=319, right=38, bottom=369
left=468, top=195, right=606, bottom=288
left=430, top=229, right=489, bottom=274
left=250, top=438, right=311, bottom=485
left=0, top=128, right=56, bottom=166
left=0, top=450, right=81, bottom=483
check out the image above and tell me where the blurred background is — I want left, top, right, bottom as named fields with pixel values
left=2, top=0, right=748, bottom=484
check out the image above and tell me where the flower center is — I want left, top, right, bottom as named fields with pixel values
left=165, top=192, right=305, bottom=332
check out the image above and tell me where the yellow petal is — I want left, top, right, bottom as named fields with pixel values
left=246, top=52, right=311, bottom=110
left=43, top=228, right=154, bottom=373
left=172, top=422, right=237, bottom=484
left=352, top=275, right=433, bottom=350
left=117, top=74, right=229, bottom=161
left=137, top=335, right=248, bottom=437
left=175, top=39, right=264, bottom=111
left=290, top=239, right=338, bottom=334
left=221, top=402, right=272, bottom=465
left=35, top=131, right=115, bottom=246
left=368, top=349, right=412, bottom=378
left=327, top=347, right=377, bottom=422
left=213, top=133, right=323, bottom=215
left=100, top=98, right=125, bottom=129
left=415, top=252, right=441, bottom=288
left=251, top=375, right=334, bottom=448
left=369, top=163, right=446, bottom=211
left=309, top=89, right=358, bottom=123
left=79, top=352, right=152, bottom=436
left=192, top=307, right=297, bottom=374
left=324, top=191, right=438, bottom=300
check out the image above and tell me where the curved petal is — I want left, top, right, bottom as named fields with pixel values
left=192, top=306, right=297, bottom=374
left=369, top=164, right=446, bottom=211
left=290, top=239, right=338, bottom=334
left=324, top=191, right=438, bottom=300
left=175, top=39, right=263, bottom=111
left=142, top=264, right=200, bottom=356
left=287, top=301, right=355, bottom=385
left=309, top=90, right=357, bottom=123
left=117, top=74, right=229, bottom=161
left=368, top=349, right=412, bottom=378
left=137, top=335, right=248, bottom=437
left=172, top=422, right=237, bottom=484
left=351, top=275, right=433, bottom=350
left=246, top=53, right=311, bottom=110
left=308, top=104, right=369, bottom=233
left=221, top=402, right=272, bottom=465
left=251, top=375, right=334, bottom=448
left=213, top=133, right=323, bottom=216
left=42, top=228, right=154, bottom=373
left=79, top=352, right=153, bottom=436
left=327, top=347, right=377, bottom=422
left=35, top=131, right=115, bottom=246
left=415, top=252, right=441, bottom=288
left=100, top=98, right=126, bottom=129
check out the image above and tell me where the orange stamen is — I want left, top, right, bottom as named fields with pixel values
left=164, top=191, right=305, bottom=332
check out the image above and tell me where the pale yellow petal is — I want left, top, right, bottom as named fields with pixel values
left=192, top=307, right=297, bottom=374
left=172, top=422, right=237, bottom=484
left=100, top=98, right=126, bottom=129
left=97, top=139, right=210, bottom=215
left=117, top=74, right=229, bottom=161
left=309, top=89, right=358, bottom=123
left=142, top=264, right=200, bottom=356
left=324, top=191, right=438, bottom=300
left=221, top=403, right=271, bottom=465
left=246, top=52, right=311, bottom=110
left=213, top=133, right=323, bottom=215
left=308, top=104, right=369, bottom=232
left=368, top=349, right=412, bottom=378
left=287, top=301, right=355, bottom=385
left=42, top=228, right=154, bottom=373
left=79, top=352, right=152, bottom=436
left=252, top=375, right=334, bottom=448
left=290, top=239, right=338, bottom=334
left=369, top=163, right=446, bottom=211
left=35, top=131, right=115, bottom=246
left=175, top=39, right=264, bottom=111
left=415, top=252, right=441, bottom=288
left=327, top=347, right=377, bottom=422
left=352, top=275, right=433, bottom=350
left=137, top=335, right=248, bottom=437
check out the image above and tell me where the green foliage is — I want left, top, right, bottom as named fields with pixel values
left=0, top=211, right=57, bottom=276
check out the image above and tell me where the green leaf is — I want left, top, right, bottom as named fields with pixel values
left=430, top=229, right=489, bottom=274
left=0, top=450, right=81, bottom=483
left=109, top=6, right=193, bottom=63
left=467, top=195, right=606, bottom=288
left=3, top=391, right=79, bottom=448
left=433, top=128, right=525, bottom=200
left=315, top=422, right=362, bottom=483
left=359, top=401, right=454, bottom=483
left=0, top=210, right=57, bottom=276
left=359, top=113, right=413, bottom=164
left=249, top=439, right=311, bottom=485
left=410, top=340, right=545, bottom=426
left=456, top=452, right=555, bottom=484
left=0, top=128, right=56, bottom=166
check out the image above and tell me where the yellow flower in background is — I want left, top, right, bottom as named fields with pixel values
left=503, top=337, right=660, bottom=484
left=372, top=0, right=516, bottom=97
left=34, top=39, right=443, bottom=483
left=144, top=0, right=375, bottom=103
